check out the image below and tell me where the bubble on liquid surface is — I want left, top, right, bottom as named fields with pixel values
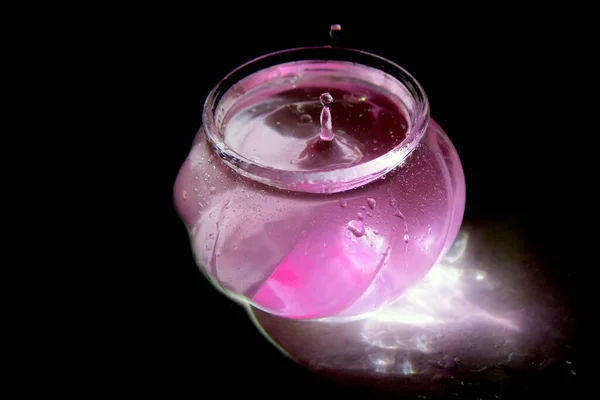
left=209, top=186, right=216, bottom=194
left=320, top=92, right=333, bottom=106
left=343, top=92, right=368, bottom=103
left=404, top=233, right=410, bottom=243
left=299, top=114, right=312, bottom=124
left=367, top=198, right=377, bottom=210
left=339, top=198, right=347, bottom=208
left=347, top=220, right=366, bottom=237
left=395, top=210, right=405, bottom=219
left=287, top=103, right=304, bottom=115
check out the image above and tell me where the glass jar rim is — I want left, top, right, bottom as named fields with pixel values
left=202, top=46, right=430, bottom=193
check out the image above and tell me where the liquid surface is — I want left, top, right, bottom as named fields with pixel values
left=222, top=69, right=409, bottom=172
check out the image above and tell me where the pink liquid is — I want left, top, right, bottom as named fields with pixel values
left=174, top=61, right=465, bottom=320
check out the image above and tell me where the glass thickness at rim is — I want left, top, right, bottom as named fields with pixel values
left=202, top=46, right=430, bottom=194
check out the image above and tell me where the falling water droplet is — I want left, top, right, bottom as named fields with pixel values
left=367, top=198, right=377, bottom=210
left=357, top=212, right=364, bottom=220
left=347, top=220, right=366, bottom=237
left=404, top=233, right=410, bottom=243
left=299, top=114, right=312, bottom=124
left=209, top=233, right=215, bottom=239
left=395, top=210, right=405, bottom=219
left=339, top=198, right=347, bottom=208
left=209, top=186, right=216, bottom=194
left=329, top=23, right=342, bottom=39
left=427, top=225, right=432, bottom=234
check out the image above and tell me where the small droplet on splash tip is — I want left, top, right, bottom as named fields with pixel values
left=320, top=92, right=333, bottom=106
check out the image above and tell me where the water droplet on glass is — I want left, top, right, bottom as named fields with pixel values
left=347, top=220, right=366, bottom=237
left=404, top=233, right=410, bottom=243
left=367, top=198, right=376, bottom=210
left=357, top=212, right=364, bottom=220
left=299, top=114, right=312, bottom=124
left=209, top=186, right=216, bottom=194
left=182, top=190, right=188, bottom=200
left=339, top=198, right=347, bottom=208
left=395, top=210, right=405, bottom=219
left=209, top=233, right=215, bottom=239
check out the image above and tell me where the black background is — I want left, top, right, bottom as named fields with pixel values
left=106, top=13, right=581, bottom=398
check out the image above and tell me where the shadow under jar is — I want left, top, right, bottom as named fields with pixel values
left=174, top=47, right=466, bottom=320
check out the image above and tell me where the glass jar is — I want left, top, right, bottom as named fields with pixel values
left=173, top=47, right=465, bottom=320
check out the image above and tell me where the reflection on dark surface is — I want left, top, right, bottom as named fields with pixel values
left=247, top=220, right=576, bottom=398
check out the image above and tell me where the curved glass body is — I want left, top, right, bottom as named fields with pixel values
left=174, top=47, right=466, bottom=320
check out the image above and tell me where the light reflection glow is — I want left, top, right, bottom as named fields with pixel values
left=360, top=230, right=520, bottom=358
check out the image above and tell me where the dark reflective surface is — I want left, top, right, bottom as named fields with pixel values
left=248, top=220, right=576, bottom=397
